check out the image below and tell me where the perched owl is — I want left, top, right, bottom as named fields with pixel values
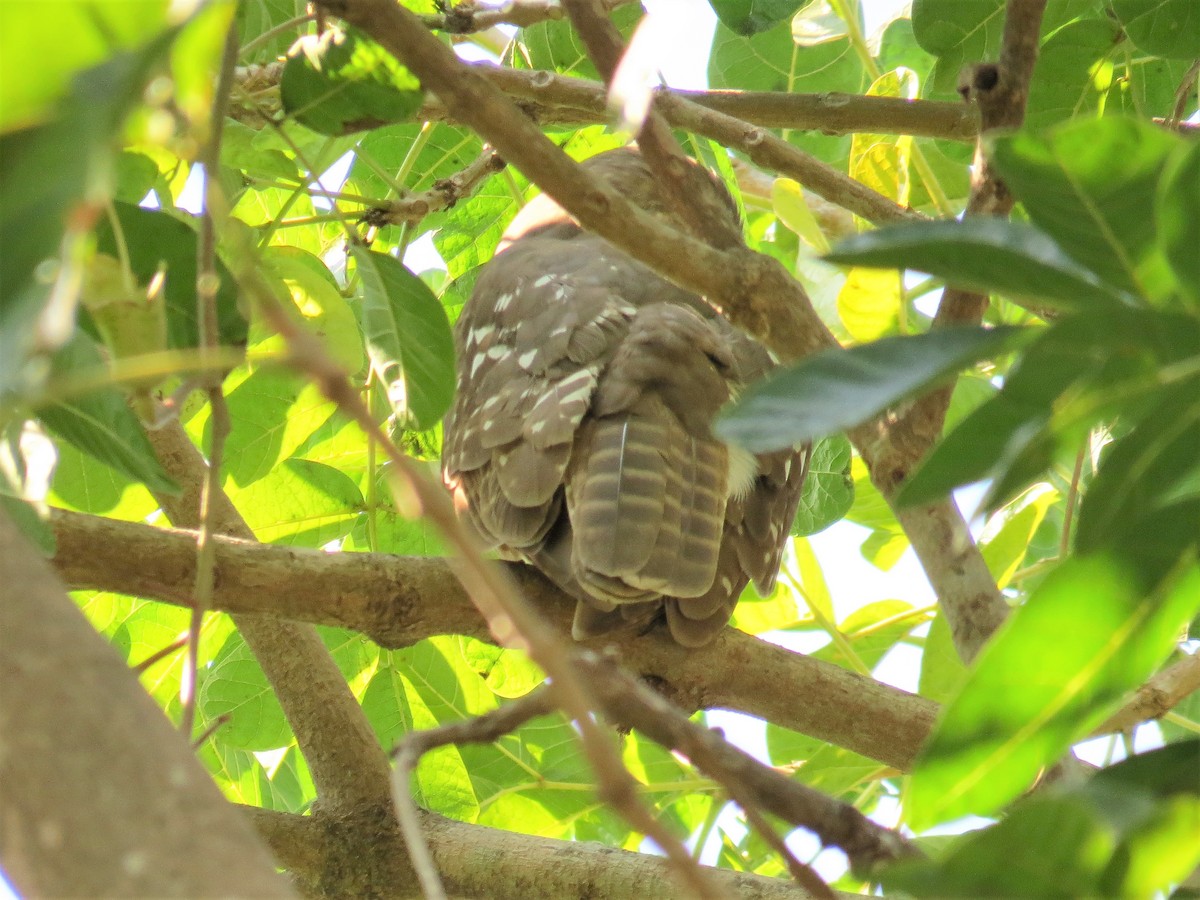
left=442, top=149, right=807, bottom=646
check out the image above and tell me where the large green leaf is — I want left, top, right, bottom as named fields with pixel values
left=94, top=202, right=247, bottom=351
left=0, top=0, right=168, bottom=132
left=990, top=119, right=1181, bottom=302
left=1157, top=141, right=1200, bottom=306
left=707, top=0, right=806, bottom=36
left=791, top=434, right=854, bottom=536
left=716, top=326, right=1027, bottom=452
left=826, top=219, right=1135, bottom=311
left=1111, top=0, right=1200, bottom=58
left=888, top=740, right=1200, bottom=897
left=906, top=555, right=1200, bottom=830
left=280, top=26, right=423, bottom=135
left=353, top=247, right=455, bottom=431
left=898, top=309, right=1200, bottom=510
left=911, top=0, right=1006, bottom=92
left=1074, top=381, right=1200, bottom=568
left=0, top=32, right=177, bottom=392
left=1023, top=18, right=1118, bottom=130
left=36, top=334, right=176, bottom=494
left=226, top=457, right=363, bottom=547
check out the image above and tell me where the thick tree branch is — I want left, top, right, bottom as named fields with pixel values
left=872, top=0, right=1050, bottom=664
left=51, top=508, right=936, bottom=771
left=244, top=806, right=856, bottom=899
left=233, top=61, right=979, bottom=142
left=145, top=421, right=401, bottom=820
left=0, top=511, right=292, bottom=898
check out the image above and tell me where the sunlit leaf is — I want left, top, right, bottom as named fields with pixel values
left=353, top=247, right=455, bottom=431
left=280, top=26, right=423, bottom=135
left=907, top=555, right=1200, bottom=829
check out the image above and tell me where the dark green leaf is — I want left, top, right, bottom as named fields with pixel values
left=911, top=0, right=1005, bottom=92
left=0, top=34, right=177, bottom=392
left=990, top=119, right=1181, bottom=301
left=353, top=247, right=455, bottom=431
left=885, top=794, right=1116, bottom=896
left=1157, top=141, right=1200, bottom=306
left=898, top=309, right=1200, bottom=509
left=906, top=555, right=1200, bottom=830
left=707, top=0, right=806, bottom=36
left=716, top=326, right=1027, bottom=452
left=1111, top=0, right=1200, bottom=57
left=1075, top=381, right=1200, bottom=569
left=1024, top=18, right=1118, bottom=130
left=36, top=334, right=176, bottom=494
left=94, top=202, right=247, bottom=350
left=280, top=26, right=423, bottom=135
left=1089, top=738, right=1200, bottom=801
left=826, top=219, right=1135, bottom=311
left=792, top=434, right=854, bottom=535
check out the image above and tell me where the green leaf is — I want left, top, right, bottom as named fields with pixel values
left=1024, top=18, right=1119, bottom=129
left=1074, top=381, right=1200, bottom=570
left=792, top=434, right=854, bottom=535
left=889, top=740, right=1200, bottom=897
left=826, top=219, right=1136, bottom=311
left=990, top=119, right=1181, bottom=301
left=0, top=0, right=168, bottom=132
left=707, top=0, right=806, bottom=37
left=837, top=267, right=902, bottom=341
left=906, top=555, right=1200, bottom=830
left=979, top=488, right=1057, bottom=589
left=353, top=247, right=455, bottom=431
left=1157, top=140, right=1200, bottom=306
left=215, top=366, right=335, bottom=488
left=199, top=633, right=292, bottom=751
left=264, top=246, right=363, bottom=374
left=0, top=33, right=177, bottom=391
left=280, top=26, right=423, bottom=135
left=716, top=326, right=1027, bottom=452
left=886, top=793, right=1120, bottom=896
left=1111, top=0, right=1200, bottom=57
left=918, top=611, right=968, bottom=704
left=226, top=458, right=363, bottom=547
left=899, top=309, right=1200, bottom=510
left=94, top=202, right=247, bottom=351
left=36, top=334, right=176, bottom=494
left=911, top=0, right=1005, bottom=92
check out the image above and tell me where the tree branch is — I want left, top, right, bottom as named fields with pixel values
left=867, top=0, right=1051, bottom=663
left=50, top=508, right=937, bottom=771
left=0, top=511, right=292, bottom=898
left=143, top=423, right=404, bottom=816
left=232, top=61, right=979, bottom=142
left=244, top=805, right=859, bottom=899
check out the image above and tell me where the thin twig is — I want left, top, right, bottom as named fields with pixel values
left=1060, top=444, right=1086, bottom=558
left=191, top=712, right=232, bottom=749
left=131, top=635, right=188, bottom=674
left=230, top=61, right=980, bottom=142
left=181, top=20, right=241, bottom=739
left=361, top=148, right=507, bottom=227
left=576, top=651, right=915, bottom=875
left=391, top=688, right=558, bottom=899
left=421, top=0, right=635, bottom=33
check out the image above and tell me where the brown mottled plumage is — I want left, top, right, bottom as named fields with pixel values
left=442, top=149, right=807, bottom=646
